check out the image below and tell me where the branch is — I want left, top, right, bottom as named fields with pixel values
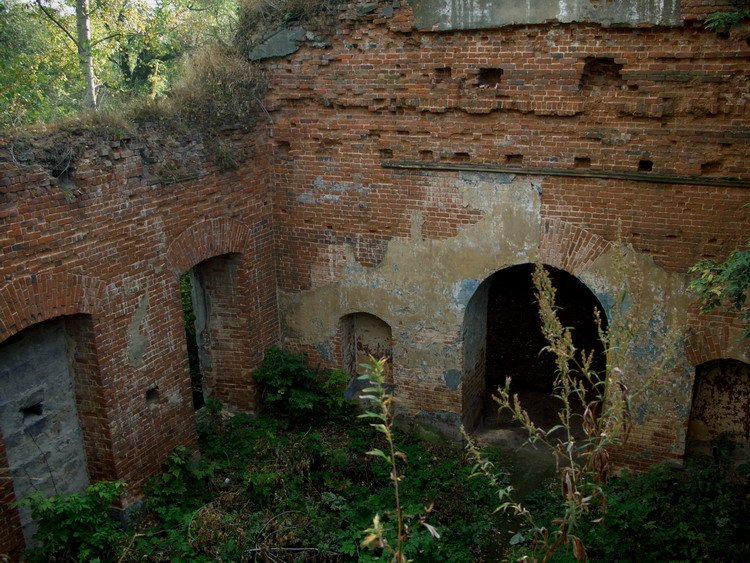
left=34, top=0, right=80, bottom=48
left=90, top=31, right=144, bottom=47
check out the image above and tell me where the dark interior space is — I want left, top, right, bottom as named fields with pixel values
left=180, top=271, right=204, bottom=410
left=482, top=264, right=607, bottom=434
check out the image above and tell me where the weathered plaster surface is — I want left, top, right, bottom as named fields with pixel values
left=126, top=294, right=149, bottom=369
left=407, top=0, right=682, bottom=31
left=279, top=170, right=695, bottom=452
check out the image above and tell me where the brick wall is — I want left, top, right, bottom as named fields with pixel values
left=266, top=0, right=749, bottom=463
left=1, top=0, right=748, bottom=554
left=0, top=129, right=278, bottom=554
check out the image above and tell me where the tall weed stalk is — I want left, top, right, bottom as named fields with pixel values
left=358, top=357, right=439, bottom=562
left=466, top=244, right=680, bottom=562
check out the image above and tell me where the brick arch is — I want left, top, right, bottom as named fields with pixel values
left=538, top=218, right=612, bottom=276
left=0, top=272, right=105, bottom=343
left=165, top=217, right=254, bottom=274
left=685, top=307, right=747, bottom=366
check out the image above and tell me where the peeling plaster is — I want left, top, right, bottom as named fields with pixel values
left=281, top=170, right=697, bottom=457
left=126, top=294, right=149, bottom=368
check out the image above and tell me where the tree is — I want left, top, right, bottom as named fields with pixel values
left=33, top=0, right=98, bottom=107
left=0, top=0, right=80, bottom=127
left=0, top=0, right=241, bottom=125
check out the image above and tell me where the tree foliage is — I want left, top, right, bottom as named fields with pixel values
left=0, top=0, right=241, bottom=129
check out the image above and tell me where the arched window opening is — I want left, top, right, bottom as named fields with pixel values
left=686, top=359, right=750, bottom=465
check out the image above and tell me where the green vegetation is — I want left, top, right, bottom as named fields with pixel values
left=704, top=9, right=750, bottom=32
left=690, top=239, right=750, bottom=337
left=519, top=459, right=750, bottom=562
left=17, top=342, right=750, bottom=561
left=0, top=0, right=347, bottom=133
left=0, top=0, right=241, bottom=128
left=122, top=410, right=503, bottom=559
left=254, top=347, right=352, bottom=421
left=15, top=481, right=126, bottom=562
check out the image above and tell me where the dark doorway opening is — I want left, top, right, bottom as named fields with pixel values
left=180, top=270, right=204, bottom=410
left=481, top=264, right=607, bottom=434
left=179, top=253, right=243, bottom=411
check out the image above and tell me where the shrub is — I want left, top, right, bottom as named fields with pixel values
left=254, top=347, right=351, bottom=420
left=522, top=459, right=750, bottom=562
left=16, top=481, right=126, bottom=562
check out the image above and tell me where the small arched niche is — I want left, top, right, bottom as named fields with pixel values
left=686, top=358, right=750, bottom=464
left=462, top=264, right=607, bottom=433
left=339, top=312, right=393, bottom=399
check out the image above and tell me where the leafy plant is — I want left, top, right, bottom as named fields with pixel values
left=523, top=458, right=750, bottom=562
left=15, top=481, right=126, bottom=562
left=705, top=10, right=750, bottom=31
left=359, top=356, right=440, bottom=562
left=254, top=347, right=351, bottom=421
left=690, top=238, right=750, bottom=337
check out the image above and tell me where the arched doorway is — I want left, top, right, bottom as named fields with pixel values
left=686, top=359, right=750, bottom=464
left=463, top=264, right=607, bottom=433
left=178, top=253, right=242, bottom=410
left=0, top=315, right=105, bottom=543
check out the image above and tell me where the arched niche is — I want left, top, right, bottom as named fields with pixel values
left=462, top=264, right=607, bottom=433
left=339, top=312, right=393, bottom=399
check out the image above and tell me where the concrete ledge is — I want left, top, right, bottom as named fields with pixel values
left=407, top=0, right=682, bottom=31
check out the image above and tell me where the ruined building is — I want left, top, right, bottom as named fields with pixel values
left=1, top=0, right=749, bottom=555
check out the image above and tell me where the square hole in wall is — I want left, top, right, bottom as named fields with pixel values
left=419, top=150, right=433, bottom=161
left=274, top=141, right=291, bottom=159
left=20, top=402, right=43, bottom=423
left=379, top=148, right=394, bottom=159
left=478, top=68, right=503, bottom=87
left=506, top=154, right=523, bottom=166
left=146, top=386, right=160, bottom=404
left=435, top=67, right=452, bottom=81
left=638, top=159, right=653, bottom=172
left=701, top=160, right=722, bottom=175
left=574, top=157, right=591, bottom=169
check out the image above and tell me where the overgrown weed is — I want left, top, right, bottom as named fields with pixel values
left=464, top=243, right=683, bottom=562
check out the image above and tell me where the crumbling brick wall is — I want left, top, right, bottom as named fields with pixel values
left=266, top=0, right=749, bottom=468
left=0, top=129, right=278, bottom=556
left=1, top=0, right=748, bottom=555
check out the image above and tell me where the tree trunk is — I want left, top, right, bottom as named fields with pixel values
left=76, top=0, right=97, bottom=109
